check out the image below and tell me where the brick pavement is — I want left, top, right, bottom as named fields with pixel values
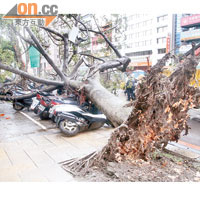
left=0, top=127, right=113, bottom=182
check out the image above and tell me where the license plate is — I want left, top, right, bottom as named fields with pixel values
left=38, top=104, right=45, bottom=111
left=30, top=100, right=39, bottom=110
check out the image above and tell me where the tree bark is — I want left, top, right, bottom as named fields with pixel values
left=84, top=79, right=132, bottom=127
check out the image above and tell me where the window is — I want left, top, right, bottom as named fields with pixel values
left=158, top=48, right=166, bottom=54
left=157, top=37, right=166, bottom=44
left=127, top=43, right=134, bottom=48
left=143, top=21, right=147, bottom=26
left=157, top=15, right=168, bottom=23
left=157, top=26, right=168, bottom=33
left=135, top=42, right=139, bottom=47
left=135, top=32, right=139, bottom=38
left=145, top=40, right=152, bottom=46
left=147, top=29, right=152, bottom=35
left=125, top=50, right=152, bottom=57
left=135, top=23, right=139, bottom=28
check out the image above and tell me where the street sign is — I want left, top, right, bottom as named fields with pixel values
left=29, top=46, right=40, bottom=68
left=69, top=26, right=79, bottom=43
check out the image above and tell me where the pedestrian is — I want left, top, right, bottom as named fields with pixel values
left=125, top=77, right=135, bottom=101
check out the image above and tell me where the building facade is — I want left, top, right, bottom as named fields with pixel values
left=176, top=14, right=200, bottom=56
left=123, top=14, right=174, bottom=71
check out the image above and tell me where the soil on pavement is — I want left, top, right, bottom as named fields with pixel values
left=72, top=150, right=200, bottom=182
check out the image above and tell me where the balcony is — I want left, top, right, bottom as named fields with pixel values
left=181, top=29, right=200, bottom=42
left=181, top=14, right=200, bottom=27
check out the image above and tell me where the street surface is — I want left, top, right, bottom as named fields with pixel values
left=0, top=101, right=113, bottom=181
left=0, top=101, right=200, bottom=181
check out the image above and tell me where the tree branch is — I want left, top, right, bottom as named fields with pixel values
left=25, top=27, right=67, bottom=82
left=40, top=26, right=64, bottom=40
left=63, top=34, right=69, bottom=73
left=0, top=62, right=64, bottom=86
left=87, top=57, right=130, bottom=78
left=10, top=25, right=37, bottom=50
left=93, top=16, right=122, bottom=58
left=0, top=85, right=60, bottom=101
left=69, top=57, right=84, bottom=78
left=79, top=52, right=105, bottom=62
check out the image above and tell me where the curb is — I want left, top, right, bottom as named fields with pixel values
left=166, top=141, right=200, bottom=160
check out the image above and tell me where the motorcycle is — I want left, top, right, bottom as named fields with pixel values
left=51, top=104, right=108, bottom=137
left=32, top=91, right=78, bottom=120
left=12, top=90, right=33, bottom=111
left=31, top=91, right=55, bottom=119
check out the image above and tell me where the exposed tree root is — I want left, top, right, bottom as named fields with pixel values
left=62, top=54, right=200, bottom=176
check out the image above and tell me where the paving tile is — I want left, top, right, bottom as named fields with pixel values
left=45, top=142, right=84, bottom=161
left=29, top=135, right=56, bottom=146
left=0, top=148, right=12, bottom=169
left=18, top=168, right=49, bottom=182
left=62, top=137, right=97, bottom=156
left=16, top=137, right=38, bottom=149
left=4, top=149, right=36, bottom=167
left=83, top=137, right=108, bottom=150
left=0, top=141, right=21, bottom=151
left=44, top=146, right=72, bottom=163
left=24, top=148, right=55, bottom=168
left=43, top=134, right=69, bottom=146
left=85, top=132, right=108, bottom=139
left=0, top=158, right=13, bottom=169
left=0, top=167, right=21, bottom=182
left=0, top=147, right=10, bottom=159
left=38, top=164, right=74, bottom=181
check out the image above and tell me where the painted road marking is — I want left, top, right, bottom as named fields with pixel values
left=20, top=111, right=47, bottom=130
left=179, top=140, right=200, bottom=151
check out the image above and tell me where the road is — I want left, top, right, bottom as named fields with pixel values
left=0, top=101, right=59, bottom=141
left=0, top=101, right=200, bottom=147
left=180, top=119, right=200, bottom=147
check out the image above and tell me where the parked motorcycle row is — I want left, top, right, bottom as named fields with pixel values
left=6, top=85, right=109, bottom=137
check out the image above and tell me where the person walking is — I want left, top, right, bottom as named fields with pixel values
left=126, top=77, right=135, bottom=101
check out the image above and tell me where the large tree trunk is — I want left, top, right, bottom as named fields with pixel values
left=84, top=79, right=132, bottom=127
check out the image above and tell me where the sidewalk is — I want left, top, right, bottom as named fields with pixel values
left=0, top=127, right=113, bottom=182
left=1, top=126, right=200, bottom=182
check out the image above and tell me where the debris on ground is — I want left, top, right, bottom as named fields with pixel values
left=71, top=149, right=200, bottom=182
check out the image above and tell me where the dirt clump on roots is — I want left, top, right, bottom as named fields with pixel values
left=72, top=150, right=200, bottom=182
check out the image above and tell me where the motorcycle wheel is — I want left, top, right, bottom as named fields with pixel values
left=13, top=102, right=24, bottom=111
left=39, top=111, right=49, bottom=120
left=59, top=119, right=80, bottom=137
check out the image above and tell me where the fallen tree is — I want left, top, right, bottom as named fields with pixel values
left=1, top=15, right=200, bottom=175
left=0, top=15, right=132, bottom=126
left=61, top=53, right=200, bottom=176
